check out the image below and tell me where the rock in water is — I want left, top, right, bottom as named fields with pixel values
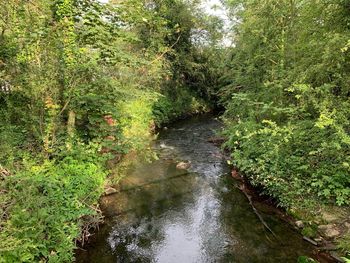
left=176, top=161, right=191, bottom=170
left=160, top=143, right=174, bottom=150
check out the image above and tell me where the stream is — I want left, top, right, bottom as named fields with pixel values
left=76, top=114, right=314, bottom=263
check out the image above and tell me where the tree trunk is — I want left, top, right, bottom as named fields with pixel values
left=66, top=110, right=75, bottom=150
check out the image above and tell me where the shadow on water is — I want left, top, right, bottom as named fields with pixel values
left=76, top=114, right=314, bottom=263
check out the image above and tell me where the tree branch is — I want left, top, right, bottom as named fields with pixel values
left=149, top=34, right=182, bottom=65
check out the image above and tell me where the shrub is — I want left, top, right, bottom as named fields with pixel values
left=0, top=153, right=106, bottom=262
left=152, top=87, right=209, bottom=127
left=223, top=118, right=350, bottom=208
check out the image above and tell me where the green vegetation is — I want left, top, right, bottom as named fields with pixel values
left=339, top=233, right=350, bottom=257
left=301, top=225, right=318, bottom=239
left=219, top=1, right=350, bottom=256
left=221, top=0, right=350, bottom=209
left=1, top=0, right=350, bottom=261
left=1, top=151, right=106, bottom=262
left=0, top=0, right=221, bottom=261
left=297, top=256, right=317, bottom=263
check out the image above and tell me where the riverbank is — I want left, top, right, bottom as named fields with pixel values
left=0, top=149, right=108, bottom=262
left=229, top=168, right=350, bottom=263
left=0, top=93, right=209, bottom=262
left=75, top=114, right=349, bottom=263
left=221, top=120, right=350, bottom=262
left=76, top=115, right=317, bottom=262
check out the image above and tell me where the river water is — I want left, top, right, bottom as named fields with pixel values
left=76, top=115, right=314, bottom=263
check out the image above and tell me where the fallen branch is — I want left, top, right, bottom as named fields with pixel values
left=238, top=184, right=277, bottom=238
left=303, top=236, right=318, bottom=246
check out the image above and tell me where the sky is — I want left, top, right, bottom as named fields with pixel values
left=201, top=0, right=229, bottom=23
left=98, top=0, right=229, bottom=24
left=201, top=0, right=232, bottom=46
left=98, top=0, right=232, bottom=46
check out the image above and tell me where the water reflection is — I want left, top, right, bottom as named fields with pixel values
left=76, top=115, right=313, bottom=263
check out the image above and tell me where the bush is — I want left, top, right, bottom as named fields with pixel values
left=0, top=153, right=106, bottom=263
left=223, top=118, right=350, bottom=208
left=221, top=0, right=350, bottom=210
left=152, top=87, right=209, bottom=127
left=117, top=91, right=158, bottom=151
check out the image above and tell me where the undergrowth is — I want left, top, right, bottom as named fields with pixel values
left=0, top=143, right=107, bottom=262
left=0, top=88, right=208, bottom=262
left=223, top=117, right=350, bottom=209
left=153, top=87, right=210, bottom=127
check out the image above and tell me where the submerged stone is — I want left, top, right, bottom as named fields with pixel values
left=176, top=161, right=191, bottom=170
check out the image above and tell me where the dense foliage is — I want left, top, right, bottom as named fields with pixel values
left=1, top=0, right=349, bottom=261
left=1, top=150, right=106, bottom=262
left=221, top=0, right=350, bottom=208
left=0, top=0, right=221, bottom=261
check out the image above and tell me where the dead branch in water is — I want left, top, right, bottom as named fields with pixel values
left=237, top=184, right=277, bottom=238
